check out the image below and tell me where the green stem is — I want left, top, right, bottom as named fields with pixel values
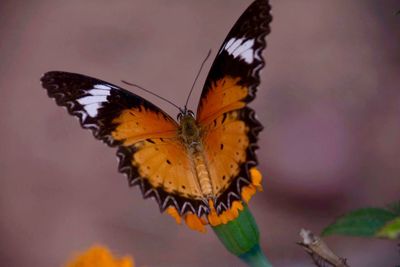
left=239, top=244, right=272, bottom=267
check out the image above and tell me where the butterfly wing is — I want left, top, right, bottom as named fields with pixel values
left=196, top=0, right=272, bottom=213
left=41, top=71, right=206, bottom=215
left=41, top=71, right=178, bottom=146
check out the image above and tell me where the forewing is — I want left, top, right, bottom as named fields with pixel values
left=197, top=0, right=272, bottom=124
left=41, top=71, right=178, bottom=146
left=196, top=0, right=272, bottom=212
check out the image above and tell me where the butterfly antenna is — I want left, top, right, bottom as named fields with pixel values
left=121, top=80, right=181, bottom=111
left=184, top=49, right=212, bottom=109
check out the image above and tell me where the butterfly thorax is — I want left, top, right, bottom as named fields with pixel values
left=178, top=114, right=201, bottom=148
left=178, top=113, right=214, bottom=198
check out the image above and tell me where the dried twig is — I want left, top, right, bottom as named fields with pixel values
left=297, top=229, right=350, bottom=267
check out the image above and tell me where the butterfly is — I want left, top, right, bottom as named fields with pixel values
left=41, top=0, right=272, bottom=232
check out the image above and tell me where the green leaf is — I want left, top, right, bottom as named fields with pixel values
left=376, top=217, right=400, bottom=239
left=387, top=201, right=400, bottom=215
left=322, top=208, right=397, bottom=237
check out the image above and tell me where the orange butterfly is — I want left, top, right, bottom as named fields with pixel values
left=41, top=0, right=272, bottom=232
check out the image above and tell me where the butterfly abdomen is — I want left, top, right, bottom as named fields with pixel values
left=192, top=152, right=213, bottom=197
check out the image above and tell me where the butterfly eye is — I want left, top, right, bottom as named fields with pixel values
left=177, top=113, right=182, bottom=121
left=188, top=110, right=195, bottom=117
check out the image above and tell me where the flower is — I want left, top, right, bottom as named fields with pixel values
left=64, top=245, right=134, bottom=267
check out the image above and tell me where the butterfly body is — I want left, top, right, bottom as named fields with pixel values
left=177, top=111, right=214, bottom=198
left=178, top=112, right=201, bottom=150
left=41, top=0, right=272, bottom=231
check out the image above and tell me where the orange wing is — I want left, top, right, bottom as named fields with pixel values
left=197, top=77, right=253, bottom=211
left=111, top=106, right=177, bottom=145
left=196, top=0, right=271, bottom=213
left=197, top=77, right=248, bottom=125
left=113, top=108, right=208, bottom=216
left=202, top=109, right=249, bottom=196
left=201, top=105, right=263, bottom=213
left=197, top=77, right=263, bottom=214
left=41, top=71, right=208, bottom=216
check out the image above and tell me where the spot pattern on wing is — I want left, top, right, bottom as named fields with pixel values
left=76, top=84, right=113, bottom=120
left=202, top=111, right=249, bottom=196
left=221, top=38, right=256, bottom=63
left=132, top=139, right=203, bottom=199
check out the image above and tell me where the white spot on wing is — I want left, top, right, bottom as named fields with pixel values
left=232, top=39, right=254, bottom=57
left=240, top=50, right=254, bottom=64
left=224, top=38, right=235, bottom=50
left=221, top=37, right=255, bottom=64
left=226, top=38, right=244, bottom=55
left=77, top=95, right=108, bottom=105
left=77, top=84, right=112, bottom=119
left=84, top=103, right=101, bottom=117
left=94, top=84, right=112, bottom=90
left=88, top=89, right=110, bottom=96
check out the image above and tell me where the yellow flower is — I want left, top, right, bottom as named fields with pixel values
left=65, top=245, right=134, bottom=267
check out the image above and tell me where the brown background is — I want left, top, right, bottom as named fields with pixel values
left=1, top=1, right=399, bottom=266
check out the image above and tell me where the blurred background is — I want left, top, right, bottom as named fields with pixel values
left=1, top=0, right=399, bottom=266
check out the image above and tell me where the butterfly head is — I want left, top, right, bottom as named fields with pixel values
left=177, top=107, right=195, bottom=122
left=177, top=107, right=200, bottom=147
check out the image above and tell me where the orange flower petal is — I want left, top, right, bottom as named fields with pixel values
left=207, top=200, right=222, bottom=226
left=207, top=199, right=244, bottom=226
left=166, top=206, right=181, bottom=224
left=231, top=201, right=244, bottom=217
left=185, top=213, right=207, bottom=233
left=241, top=184, right=257, bottom=203
left=65, top=245, right=134, bottom=267
left=250, top=167, right=263, bottom=191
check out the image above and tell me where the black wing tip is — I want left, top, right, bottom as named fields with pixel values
left=40, top=71, right=69, bottom=89
left=41, top=71, right=96, bottom=85
left=40, top=71, right=54, bottom=86
left=40, top=70, right=64, bottom=80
